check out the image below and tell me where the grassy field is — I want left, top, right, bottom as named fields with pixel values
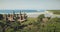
left=0, top=15, right=60, bottom=32
left=47, top=10, right=60, bottom=15
left=0, top=17, right=40, bottom=32
left=0, top=17, right=37, bottom=25
left=21, top=17, right=37, bottom=25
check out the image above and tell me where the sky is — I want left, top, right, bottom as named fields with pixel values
left=0, top=0, right=60, bottom=10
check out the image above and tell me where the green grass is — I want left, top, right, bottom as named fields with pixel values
left=47, top=10, right=60, bottom=15
left=0, top=20, right=6, bottom=24
left=0, top=15, right=60, bottom=32
left=0, top=17, right=37, bottom=26
left=21, top=17, right=37, bottom=25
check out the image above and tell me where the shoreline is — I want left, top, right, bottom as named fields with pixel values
left=1, top=11, right=59, bottom=18
left=0, top=12, right=46, bottom=18
left=0, top=11, right=49, bottom=18
left=26, top=12, right=46, bottom=18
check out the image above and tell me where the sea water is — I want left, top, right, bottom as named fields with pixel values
left=0, top=10, right=45, bottom=14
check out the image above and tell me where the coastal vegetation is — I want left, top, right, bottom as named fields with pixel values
left=0, top=14, right=60, bottom=32
left=47, top=10, right=60, bottom=15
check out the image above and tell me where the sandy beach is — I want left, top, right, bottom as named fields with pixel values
left=26, top=12, right=46, bottom=18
